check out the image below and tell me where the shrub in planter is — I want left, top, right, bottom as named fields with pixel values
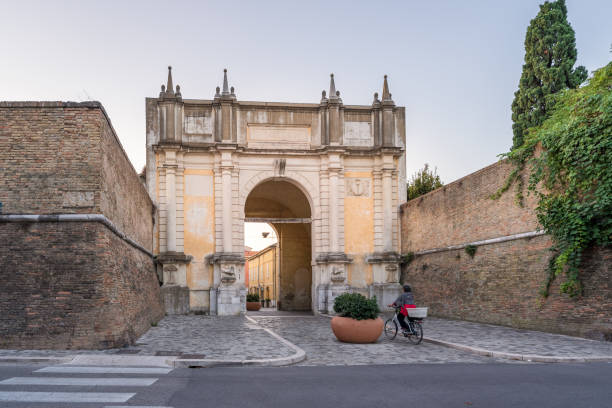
left=246, top=293, right=261, bottom=311
left=331, top=293, right=383, bottom=343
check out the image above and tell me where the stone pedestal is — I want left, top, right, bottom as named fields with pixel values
left=206, top=252, right=246, bottom=316
left=315, top=252, right=351, bottom=314
left=366, top=252, right=401, bottom=311
left=216, top=285, right=246, bottom=316
left=369, top=283, right=402, bottom=312
left=161, top=284, right=190, bottom=315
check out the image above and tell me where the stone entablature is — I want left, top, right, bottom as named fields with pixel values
left=146, top=67, right=406, bottom=315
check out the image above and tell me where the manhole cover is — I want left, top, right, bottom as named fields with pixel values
left=115, top=349, right=141, bottom=355
left=178, top=354, right=206, bottom=359
left=154, top=351, right=180, bottom=356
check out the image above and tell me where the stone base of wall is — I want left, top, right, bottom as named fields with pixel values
left=401, top=236, right=611, bottom=341
left=161, top=285, right=190, bottom=315
left=0, top=222, right=164, bottom=349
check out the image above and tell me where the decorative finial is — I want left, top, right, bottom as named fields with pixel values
left=222, top=68, right=229, bottom=95
left=161, top=84, right=165, bottom=92
left=215, top=86, right=221, bottom=97
left=382, top=74, right=391, bottom=101
left=329, top=73, right=336, bottom=98
left=166, top=66, right=174, bottom=95
left=322, top=90, right=326, bottom=98
left=336, top=91, right=340, bottom=97
left=230, top=86, right=235, bottom=94
left=175, top=85, right=181, bottom=98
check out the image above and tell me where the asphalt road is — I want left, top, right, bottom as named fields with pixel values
left=0, top=362, right=611, bottom=407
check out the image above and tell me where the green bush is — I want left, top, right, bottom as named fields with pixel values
left=333, top=293, right=380, bottom=320
left=246, top=293, right=259, bottom=302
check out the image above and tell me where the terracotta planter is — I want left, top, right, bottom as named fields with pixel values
left=330, top=316, right=384, bottom=343
left=246, top=302, right=261, bottom=311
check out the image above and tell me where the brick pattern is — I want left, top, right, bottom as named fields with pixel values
left=400, top=160, right=539, bottom=252
left=400, top=159, right=611, bottom=340
left=0, top=102, right=163, bottom=349
left=0, top=103, right=101, bottom=214
left=0, top=222, right=163, bottom=349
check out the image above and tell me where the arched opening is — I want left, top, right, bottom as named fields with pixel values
left=244, top=180, right=312, bottom=311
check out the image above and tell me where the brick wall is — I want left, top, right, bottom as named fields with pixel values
left=0, top=102, right=102, bottom=214
left=400, top=160, right=611, bottom=340
left=0, top=102, right=163, bottom=349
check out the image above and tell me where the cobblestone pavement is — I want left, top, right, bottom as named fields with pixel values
left=425, top=318, right=612, bottom=358
left=3, top=314, right=610, bottom=365
left=0, top=315, right=295, bottom=360
left=248, top=315, right=512, bottom=366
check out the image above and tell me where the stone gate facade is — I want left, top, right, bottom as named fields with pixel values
left=146, top=67, right=406, bottom=315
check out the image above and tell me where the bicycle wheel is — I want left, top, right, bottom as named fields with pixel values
left=406, top=321, right=423, bottom=345
left=384, top=318, right=398, bottom=340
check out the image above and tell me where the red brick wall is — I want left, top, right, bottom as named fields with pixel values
left=400, top=160, right=611, bottom=340
left=0, top=102, right=162, bottom=349
left=0, top=102, right=102, bottom=214
left=99, top=114, right=153, bottom=248
left=0, top=222, right=163, bottom=349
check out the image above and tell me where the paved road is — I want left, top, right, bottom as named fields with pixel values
left=1, top=362, right=611, bottom=407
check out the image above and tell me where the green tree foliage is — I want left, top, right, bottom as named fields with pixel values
left=511, top=0, right=587, bottom=149
left=407, top=164, right=443, bottom=201
left=499, top=62, right=612, bottom=297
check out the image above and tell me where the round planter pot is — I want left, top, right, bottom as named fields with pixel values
left=246, top=302, right=261, bottom=311
left=330, top=316, right=384, bottom=343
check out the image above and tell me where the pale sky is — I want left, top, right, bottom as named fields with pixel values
left=2, top=1, right=610, bottom=249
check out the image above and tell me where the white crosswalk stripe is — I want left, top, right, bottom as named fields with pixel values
left=0, top=364, right=174, bottom=406
left=0, top=376, right=158, bottom=386
left=35, top=366, right=172, bottom=374
left=0, top=391, right=135, bottom=403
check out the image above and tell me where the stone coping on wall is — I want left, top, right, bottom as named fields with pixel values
left=408, top=230, right=546, bottom=256
left=0, top=213, right=152, bottom=257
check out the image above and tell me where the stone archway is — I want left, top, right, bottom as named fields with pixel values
left=243, top=178, right=314, bottom=311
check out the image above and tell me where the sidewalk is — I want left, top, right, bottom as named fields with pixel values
left=1, top=314, right=611, bottom=367
left=0, top=315, right=305, bottom=368
left=424, top=318, right=612, bottom=362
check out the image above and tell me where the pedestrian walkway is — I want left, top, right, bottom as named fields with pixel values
left=1, top=314, right=611, bottom=367
left=0, top=363, right=174, bottom=406
left=249, top=314, right=612, bottom=365
left=424, top=318, right=612, bottom=362
left=249, top=315, right=505, bottom=365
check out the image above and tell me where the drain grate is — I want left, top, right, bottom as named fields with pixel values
left=114, top=349, right=142, bottom=355
left=178, top=353, right=206, bottom=359
left=154, top=350, right=180, bottom=356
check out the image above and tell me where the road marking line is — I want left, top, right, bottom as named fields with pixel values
left=103, top=406, right=174, bottom=408
left=0, top=391, right=135, bottom=403
left=35, top=366, right=173, bottom=374
left=0, top=377, right=158, bottom=386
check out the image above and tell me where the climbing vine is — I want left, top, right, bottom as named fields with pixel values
left=493, top=62, right=612, bottom=297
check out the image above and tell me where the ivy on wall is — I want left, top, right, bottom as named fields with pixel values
left=493, top=62, right=612, bottom=297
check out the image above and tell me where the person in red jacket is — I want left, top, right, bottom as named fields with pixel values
left=389, top=284, right=416, bottom=333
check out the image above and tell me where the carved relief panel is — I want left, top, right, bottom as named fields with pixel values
left=345, top=177, right=371, bottom=197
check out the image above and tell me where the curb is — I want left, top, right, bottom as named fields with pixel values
left=0, top=317, right=306, bottom=369
left=324, top=313, right=612, bottom=363
left=423, top=337, right=612, bottom=363
left=169, top=316, right=306, bottom=368
left=0, top=356, right=73, bottom=365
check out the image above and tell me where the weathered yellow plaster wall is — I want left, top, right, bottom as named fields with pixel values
left=276, top=223, right=311, bottom=311
left=183, top=169, right=215, bottom=310
left=344, top=171, right=374, bottom=288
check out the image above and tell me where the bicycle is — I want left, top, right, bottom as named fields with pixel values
left=384, top=306, right=425, bottom=344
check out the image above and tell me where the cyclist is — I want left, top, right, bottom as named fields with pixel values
left=389, top=284, right=416, bottom=334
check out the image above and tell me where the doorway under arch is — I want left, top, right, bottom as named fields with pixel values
left=244, top=179, right=312, bottom=311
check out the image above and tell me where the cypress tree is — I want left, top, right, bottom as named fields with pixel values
left=511, top=0, right=587, bottom=149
